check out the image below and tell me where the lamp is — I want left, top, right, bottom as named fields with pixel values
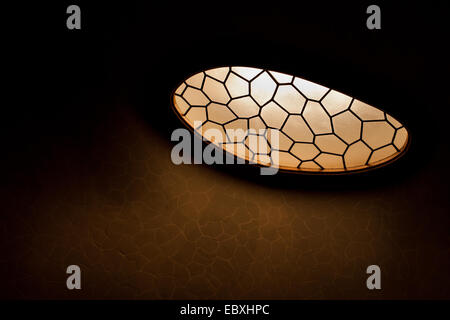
left=172, top=66, right=409, bottom=173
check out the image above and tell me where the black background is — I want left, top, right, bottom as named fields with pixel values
left=6, top=1, right=450, bottom=190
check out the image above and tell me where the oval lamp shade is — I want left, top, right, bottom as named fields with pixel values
left=172, top=66, right=409, bottom=173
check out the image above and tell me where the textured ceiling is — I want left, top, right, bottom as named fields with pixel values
left=2, top=2, right=449, bottom=299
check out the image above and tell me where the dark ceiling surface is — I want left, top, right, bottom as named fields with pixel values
left=2, top=1, right=450, bottom=299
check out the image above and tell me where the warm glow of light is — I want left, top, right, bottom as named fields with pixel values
left=172, top=66, right=409, bottom=173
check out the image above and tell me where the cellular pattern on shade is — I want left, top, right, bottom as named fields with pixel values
left=172, top=67, right=409, bottom=173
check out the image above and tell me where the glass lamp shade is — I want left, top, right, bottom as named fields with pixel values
left=172, top=66, right=409, bottom=173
